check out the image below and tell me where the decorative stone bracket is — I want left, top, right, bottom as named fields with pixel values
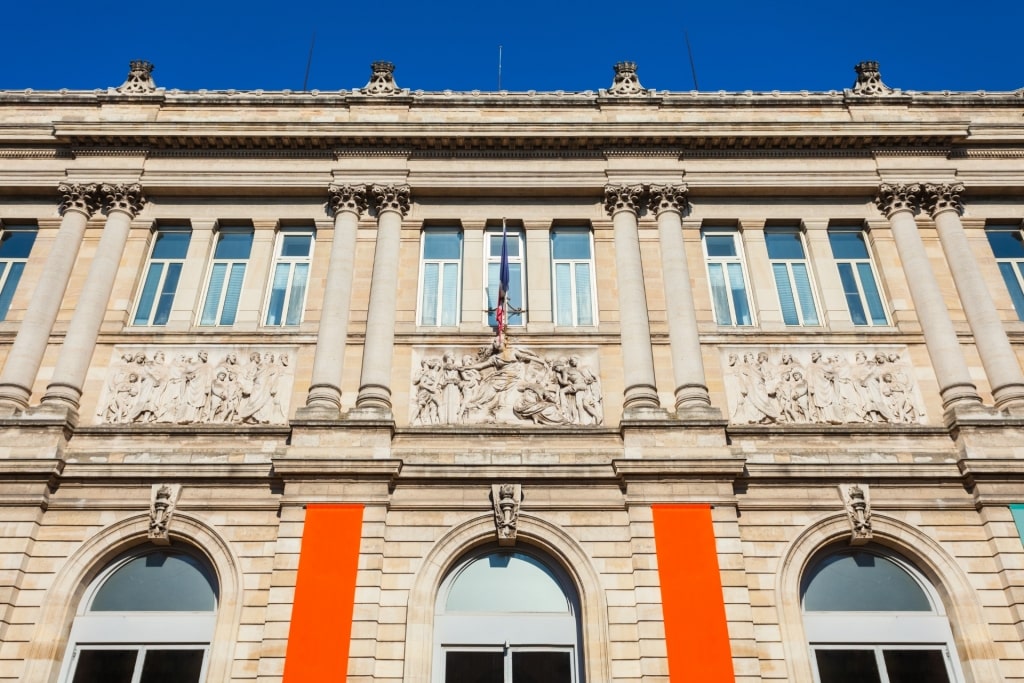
left=149, top=483, right=182, bottom=545
left=839, top=484, right=872, bottom=545
left=491, top=484, right=522, bottom=546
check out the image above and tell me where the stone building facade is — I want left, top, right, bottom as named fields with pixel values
left=1, top=59, right=1024, bottom=682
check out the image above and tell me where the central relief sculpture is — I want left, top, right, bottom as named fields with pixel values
left=410, top=339, right=604, bottom=427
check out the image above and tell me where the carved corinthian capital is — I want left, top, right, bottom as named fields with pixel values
left=604, top=184, right=645, bottom=217
left=117, top=60, right=157, bottom=94
left=874, top=183, right=921, bottom=218
left=100, top=183, right=147, bottom=218
left=923, top=183, right=965, bottom=218
left=370, top=184, right=411, bottom=216
left=647, top=184, right=690, bottom=216
left=57, top=183, right=100, bottom=217
left=328, top=184, right=369, bottom=216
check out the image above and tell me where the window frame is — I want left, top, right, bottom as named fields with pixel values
left=827, top=227, right=889, bottom=327
left=985, top=224, right=1024, bottom=321
left=0, top=223, right=38, bottom=322
left=550, top=226, right=597, bottom=328
left=130, top=226, right=192, bottom=327
left=198, top=226, right=254, bottom=327
left=262, top=227, right=315, bottom=327
left=484, top=226, right=526, bottom=327
left=417, top=226, right=463, bottom=327
left=765, top=225, right=821, bottom=326
left=701, top=227, right=755, bottom=326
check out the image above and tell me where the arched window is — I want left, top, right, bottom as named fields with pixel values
left=434, top=545, right=583, bottom=682
left=57, top=546, right=218, bottom=683
left=801, top=546, right=965, bottom=683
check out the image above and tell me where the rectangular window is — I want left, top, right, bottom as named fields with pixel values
left=0, top=224, right=37, bottom=321
left=132, top=228, right=191, bottom=326
left=419, top=228, right=462, bottom=326
left=985, top=226, right=1024, bottom=320
left=765, top=227, right=819, bottom=326
left=486, top=228, right=525, bottom=327
left=200, top=228, right=253, bottom=326
left=551, top=227, right=595, bottom=327
left=702, top=229, right=753, bottom=326
left=265, top=228, right=314, bottom=326
left=828, top=228, right=888, bottom=326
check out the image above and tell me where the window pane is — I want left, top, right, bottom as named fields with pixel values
left=551, top=229, right=590, bottom=259
left=200, top=263, right=227, bottom=325
left=441, top=262, right=459, bottom=326
left=221, top=264, right=246, bottom=325
left=71, top=649, right=138, bottom=683
left=986, top=230, right=1024, bottom=259
left=490, top=232, right=520, bottom=258
left=837, top=264, right=867, bottom=325
left=555, top=262, right=572, bottom=326
left=814, top=650, right=882, bottom=683
left=151, top=231, right=191, bottom=259
left=998, top=262, right=1024, bottom=319
left=153, top=263, right=181, bottom=326
left=280, top=233, right=312, bottom=257
left=726, top=262, right=751, bottom=325
left=0, top=229, right=37, bottom=258
left=792, top=263, right=818, bottom=325
left=139, top=649, right=206, bottom=683
left=446, top=552, right=569, bottom=613
left=828, top=230, right=870, bottom=260
left=708, top=263, right=732, bottom=325
left=513, top=651, right=572, bottom=683
left=445, top=651, right=503, bottom=683
left=213, top=231, right=253, bottom=259
left=286, top=263, right=309, bottom=325
left=773, top=263, right=799, bottom=325
left=765, top=229, right=805, bottom=259
left=803, top=551, right=931, bottom=612
left=425, top=230, right=462, bottom=259
left=266, top=263, right=290, bottom=326
left=91, top=552, right=217, bottom=612
left=882, top=649, right=950, bottom=683
left=0, top=262, right=22, bottom=321
left=422, top=263, right=440, bottom=326
left=574, top=263, right=593, bottom=326
left=704, top=234, right=737, bottom=257
left=857, top=262, right=887, bottom=325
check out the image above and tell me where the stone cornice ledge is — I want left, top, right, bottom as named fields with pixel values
left=271, top=457, right=402, bottom=481
left=613, top=457, right=747, bottom=480
left=0, top=458, right=65, bottom=478
left=396, top=463, right=617, bottom=483
left=59, top=461, right=272, bottom=481
left=744, top=461, right=963, bottom=482
left=958, top=458, right=1024, bottom=482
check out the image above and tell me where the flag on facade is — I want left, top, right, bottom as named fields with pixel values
left=496, top=220, right=510, bottom=338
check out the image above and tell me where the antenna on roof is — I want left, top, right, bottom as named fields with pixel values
left=498, top=45, right=503, bottom=90
left=302, top=31, right=316, bottom=91
left=685, top=31, right=699, bottom=91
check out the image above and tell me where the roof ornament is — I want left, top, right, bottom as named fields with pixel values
left=362, top=61, right=401, bottom=95
left=607, top=61, right=646, bottom=96
left=851, top=61, right=893, bottom=96
left=117, top=60, right=157, bottom=94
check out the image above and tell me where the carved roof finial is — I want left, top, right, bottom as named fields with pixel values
left=117, top=60, right=157, bottom=94
left=851, top=60, right=893, bottom=96
left=362, top=61, right=401, bottom=95
left=608, top=61, right=646, bottom=96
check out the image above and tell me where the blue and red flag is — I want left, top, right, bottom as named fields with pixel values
left=496, top=220, right=510, bottom=338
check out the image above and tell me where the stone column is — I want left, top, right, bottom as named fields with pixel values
left=354, top=184, right=410, bottom=415
left=924, top=183, right=1024, bottom=412
left=302, top=185, right=368, bottom=416
left=605, top=184, right=660, bottom=414
left=875, top=183, right=982, bottom=413
left=0, top=184, right=99, bottom=411
left=41, top=184, right=146, bottom=414
left=648, top=184, right=717, bottom=416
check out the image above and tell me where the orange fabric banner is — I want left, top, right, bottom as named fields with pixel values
left=283, top=504, right=364, bottom=682
left=652, top=504, right=735, bottom=682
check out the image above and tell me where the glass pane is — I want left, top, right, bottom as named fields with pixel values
left=883, top=649, right=950, bottom=683
left=486, top=262, right=499, bottom=327
left=139, top=649, right=206, bottom=683
left=708, top=263, right=732, bottom=325
left=508, top=263, right=523, bottom=325
left=574, top=263, right=593, bottom=326
left=441, top=262, right=459, bottom=326
left=490, top=232, right=520, bottom=258
left=200, top=263, right=227, bottom=325
left=0, top=262, right=23, bottom=321
left=153, top=263, right=182, bottom=326
left=727, top=262, right=751, bottom=325
left=814, top=649, right=882, bottom=683
left=828, top=230, right=870, bottom=260
left=857, top=262, right=887, bottom=325
left=151, top=231, right=191, bottom=259
left=221, top=264, right=246, bottom=325
left=265, top=263, right=290, bottom=326
left=837, top=263, right=867, bottom=325
left=803, top=551, right=931, bottom=612
left=134, top=264, right=164, bottom=325
left=792, top=263, right=818, bottom=325
left=513, top=651, right=572, bottom=683
left=555, top=262, right=572, bottom=326
left=91, top=551, right=217, bottom=612
left=280, top=233, right=312, bottom=257
left=422, top=262, right=440, bottom=326
left=551, top=229, right=591, bottom=259
left=0, top=229, right=37, bottom=258
left=446, top=651, right=503, bottom=683
left=71, top=649, right=138, bottom=683
left=286, top=263, right=309, bottom=325
left=986, top=230, right=1024, bottom=259
left=998, top=262, right=1024, bottom=320
left=446, top=552, right=569, bottom=613
left=424, top=230, right=462, bottom=259
left=213, top=231, right=253, bottom=259
left=773, top=263, right=799, bottom=325
left=704, top=233, right=737, bottom=257
left=765, top=229, right=805, bottom=259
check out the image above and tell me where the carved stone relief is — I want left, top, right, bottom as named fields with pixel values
left=97, top=347, right=295, bottom=425
left=117, top=60, right=157, bottom=94
left=410, top=340, right=603, bottom=427
left=839, top=483, right=872, bottom=545
left=491, top=483, right=522, bottom=546
left=606, top=61, right=646, bottom=96
left=850, top=60, right=893, bottom=96
left=722, top=347, right=925, bottom=425
left=148, top=483, right=181, bottom=545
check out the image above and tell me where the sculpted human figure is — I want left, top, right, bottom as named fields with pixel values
left=513, top=383, right=568, bottom=425
left=439, top=351, right=463, bottom=424
left=412, top=359, right=442, bottom=425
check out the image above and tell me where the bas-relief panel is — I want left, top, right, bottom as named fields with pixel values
left=96, top=347, right=295, bottom=425
left=410, top=341, right=603, bottom=427
left=722, top=346, right=925, bottom=426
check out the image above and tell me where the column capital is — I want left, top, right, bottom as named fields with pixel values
left=57, top=183, right=100, bottom=218
left=874, top=183, right=921, bottom=218
left=603, top=184, right=645, bottom=218
left=370, top=184, right=411, bottom=217
left=647, top=183, right=689, bottom=217
left=923, top=182, right=965, bottom=218
left=100, top=183, right=146, bottom=218
left=328, top=183, right=369, bottom=217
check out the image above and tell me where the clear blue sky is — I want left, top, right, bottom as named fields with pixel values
left=3, top=0, right=1022, bottom=93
